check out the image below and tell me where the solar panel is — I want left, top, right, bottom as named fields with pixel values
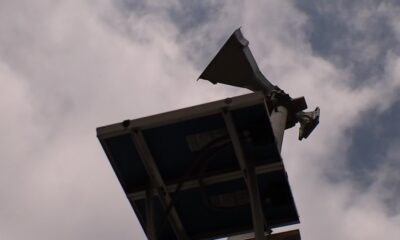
left=97, top=92, right=299, bottom=240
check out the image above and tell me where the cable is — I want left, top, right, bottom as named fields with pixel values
left=155, top=135, right=231, bottom=239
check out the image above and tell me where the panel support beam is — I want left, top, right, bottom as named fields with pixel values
left=145, top=181, right=156, bottom=240
left=128, top=162, right=284, bottom=201
left=132, top=130, right=188, bottom=240
left=222, top=110, right=267, bottom=240
left=269, top=106, right=288, bottom=152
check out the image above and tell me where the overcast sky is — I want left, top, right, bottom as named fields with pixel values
left=1, top=1, right=399, bottom=239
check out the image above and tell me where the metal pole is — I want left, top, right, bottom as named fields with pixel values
left=269, top=106, right=288, bottom=153
left=222, top=111, right=265, bottom=240
left=246, top=166, right=267, bottom=240
left=145, top=182, right=156, bottom=240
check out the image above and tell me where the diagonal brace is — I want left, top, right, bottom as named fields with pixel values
left=222, top=110, right=269, bottom=240
left=131, top=130, right=189, bottom=240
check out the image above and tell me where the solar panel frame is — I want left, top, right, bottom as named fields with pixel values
left=97, top=92, right=299, bottom=240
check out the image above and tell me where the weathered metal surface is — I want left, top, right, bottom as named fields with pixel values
left=198, top=28, right=319, bottom=141
left=297, top=107, right=320, bottom=140
left=198, top=29, right=274, bottom=93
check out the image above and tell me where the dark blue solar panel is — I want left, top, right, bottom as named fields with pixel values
left=98, top=102, right=299, bottom=239
left=142, top=113, right=240, bottom=184
left=258, top=171, right=299, bottom=227
left=133, top=197, right=176, bottom=240
left=230, top=104, right=280, bottom=165
left=102, top=134, right=148, bottom=192
left=131, top=170, right=298, bottom=240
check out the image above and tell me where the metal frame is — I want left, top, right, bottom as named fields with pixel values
left=97, top=92, right=266, bottom=139
left=145, top=181, right=156, bottom=240
left=269, top=106, right=288, bottom=152
left=131, top=130, right=189, bottom=240
left=127, top=162, right=284, bottom=200
left=226, top=99, right=290, bottom=240
left=228, top=229, right=301, bottom=240
left=132, top=108, right=280, bottom=240
left=222, top=110, right=267, bottom=240
left=98, top=92, right=296, bottom=240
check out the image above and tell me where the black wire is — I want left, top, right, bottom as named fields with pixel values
left=196, top=139, right=273, bottom=235
left=155, top=133, right=274, bottom=238
left=155, top=135, right=231, bottom=239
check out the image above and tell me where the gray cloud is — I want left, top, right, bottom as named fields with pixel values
left=297, top=1, right=400, bottom=86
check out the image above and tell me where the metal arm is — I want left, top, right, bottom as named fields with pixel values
left=198, top=28, right=320, bottom=140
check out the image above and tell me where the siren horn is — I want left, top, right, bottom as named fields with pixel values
left=198, top=28, right=320, bottom=140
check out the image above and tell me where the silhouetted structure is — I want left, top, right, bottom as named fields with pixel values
left=97, top=29, right=319, bottom=240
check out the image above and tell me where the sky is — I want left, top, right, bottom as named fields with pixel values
left=0, top=0, right=399, bottom=239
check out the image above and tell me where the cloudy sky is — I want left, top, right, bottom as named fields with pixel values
left=1, top=0, right=400, bottom=239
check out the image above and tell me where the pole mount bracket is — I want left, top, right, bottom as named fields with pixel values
left=296, top=107, right=320, bottom=140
